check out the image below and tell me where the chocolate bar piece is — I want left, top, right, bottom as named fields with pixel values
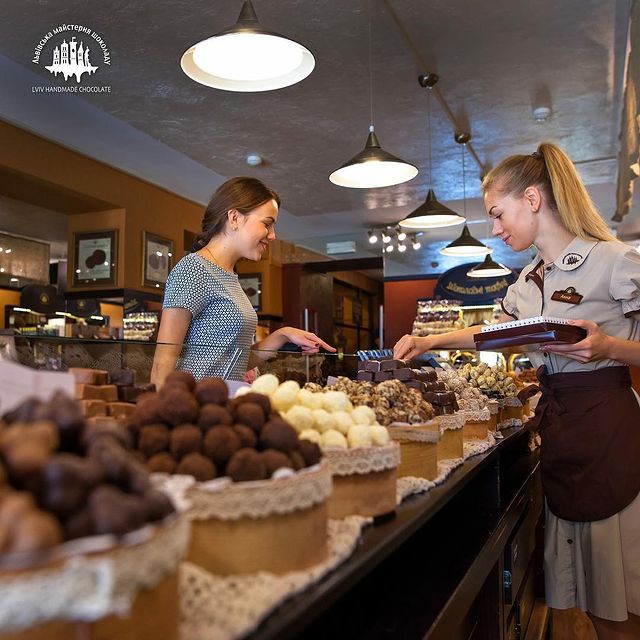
left=374, top=370, right=393, bottom=382
left=392, top=368, right=413, bottom=381
left=79, top=399, right=107, bottom=417
left=423, top=391, right=439, bottom=404
left=118, top=384, right=155, bottom=403
left=380, top=359, right=403, bottom=371
left=404, top=379, right=425, bottom=392
left=357, top=370, right=374, bottom=382
left=76, top=384, right=117, bottom=402
left=107, top=402, right=136, bottom=419
left=364, top=360, right=382, bottom=372
left=109, top=369, right=136, bottom=386
left=433, top=382, right=447, bottom=392
left=357, top=360, right=368, bottom=371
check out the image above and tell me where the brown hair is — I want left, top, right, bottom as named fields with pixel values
left=193, top=177, right=281, bottom=251
left=481, top=142, right=616, bottom=242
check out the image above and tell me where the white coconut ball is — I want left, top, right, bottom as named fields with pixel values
left=312, top=408, right=336, bottom=433
left=351, top=405, right=377, bottom=426
left=322, top=390, right=353, bottom=413
left=251, top=373, right=280, bottom=396
left=331, top=410, right=354, bottom=435
left=297, top=389, right=324, bottom=411
left=271, top=380, right=301, bottom=412
left=347, top=424, right=373, bottom=448
left=299, top=429, right=322, bottom=445
left=233, top=386, right=253, bottom=398
left=321, top=429, right=348, bottom=449
left=370, top=425, right=390, bottom=446
left=285, top=405, right=315, bottom=433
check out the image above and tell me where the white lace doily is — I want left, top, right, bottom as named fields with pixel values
left=498, top=418, right=523, bottom=429
left=179, top=462, right=332, bottom=522
left=0, top=515, right=190, bottom=633
left=503, top=396, right=523, bottom=408
left=434, top=413, right=465, bottom=431
left=463, top=407, right=490, bottom=422
left=388, top=426, right=440, bottom=443
left=179, top=515, right=370, bottom=640
left=324, top=443, right=400, bottom=477
left=488, top=400, right=500, bottom=415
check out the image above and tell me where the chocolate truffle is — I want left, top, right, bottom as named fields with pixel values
left=10, top=510, right=64, bottom=553
left=163, top=370, right=197, bottom=392
left=261, top=449, right=293, bottom=477
left=32, top=392, right=84, bottom=450
left=176, top=453, right=216, bottom=481
left=138, top=424, right=171, bottom=457
left=64, top=507, right=95, bottom=540
left=0, top=492, right=36, bottom=528
left=88, top=438, right=134, bottom=488
left=233, top=402, right=265, bottom=433
left=226, top=448, right=267, bottom=482
left=170, top=424, right=202, bottom=459
left=4, top=441, right=50, bottom=479
left=197, top=404, right=233, bottom=431
left=194, top=378, right=228, bottom=406
left=298, top=440, right=322, bottom=467
left=135, top=394, right=164, bottom=426
left=289, top=451, right=306, bottom=471
left=147, top=452, right=177, bottom=474
left=142, top=489, right=174, bottom=522
left=2, top=396, right=42, bottom=424
left=259, top=419, right=298, bottom=453
left=160, top=388, right=199, bottom=426
left=89, top=485, right=146, bottom=537
left=233, top=392, right=271, bottom=419
left=202, top=427, right=242, bottom=468
left=233, top=424, right=257, bottom=449
left=41, top=454, right=105, bottom=517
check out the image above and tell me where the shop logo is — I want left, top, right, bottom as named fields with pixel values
left=562, top=253, right=582, bottom=266
left=31, top=24, right=112, bottom=93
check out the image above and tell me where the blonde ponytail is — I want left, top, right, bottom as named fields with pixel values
left=482, top=142, right=616, bottom=242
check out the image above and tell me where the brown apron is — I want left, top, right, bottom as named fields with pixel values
left=527, top=365, right=640, bottom=522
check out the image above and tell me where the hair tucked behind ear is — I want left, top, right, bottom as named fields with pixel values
left=482, top=142, right=616, bottom=242
left=192, top=177, right=280, bottom=252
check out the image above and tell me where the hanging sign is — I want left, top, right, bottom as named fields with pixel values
left=434, top=263, right=516, bottom=305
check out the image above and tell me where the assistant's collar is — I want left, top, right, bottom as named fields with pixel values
left=553, top=237, right=598, bottom=271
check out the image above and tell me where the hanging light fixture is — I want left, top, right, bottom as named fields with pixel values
left=368, top=229, right=379, bottom=244
left=467, top=254, right=512, bottom=278
left=329, top=1, right=417, bottom=188
left=181, top=1, right=315, bottom=92
left=382, top=229, right=392, bottom=244
left=441, top=134, right=491, bottom=256
left=399, top=74, right=465, bottom=229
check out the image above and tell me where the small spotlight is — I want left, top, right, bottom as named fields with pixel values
left=368, top=230, right=379, bottom=244
left=412, top=240, right=422, bottom=250
left=398, top=243, right=407, bottom=253
left=382, top=232, right=391, bottom=244
left=385, top=244, right=394, bottom=253
left=396, top=227, right=407, bottom=242
left=4, top=249, right=11, bottom=254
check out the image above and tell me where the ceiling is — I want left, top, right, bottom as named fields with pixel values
left=0, top=0, right=637, bottom=277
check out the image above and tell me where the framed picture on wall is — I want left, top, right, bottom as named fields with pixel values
left=239, top=274, right=261, bottom=311
left=142, top=232, right=174, bottom=289
left=73, top=230, right=118, bottom=286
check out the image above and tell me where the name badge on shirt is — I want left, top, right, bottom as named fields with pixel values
left=551, top=286, right=583, bottom=305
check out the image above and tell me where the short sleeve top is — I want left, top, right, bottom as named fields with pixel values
left=162, top=253, right=258, bottom=380
left=500, top=237, right=640, bottom=373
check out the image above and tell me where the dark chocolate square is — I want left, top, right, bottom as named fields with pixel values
left=380, top=359, right=403, bottom=371
left=374, top=370, right=393, bottom=382
left=364, top=360, right=382, bottom=372
left=357, top=370, right=374, bottom=382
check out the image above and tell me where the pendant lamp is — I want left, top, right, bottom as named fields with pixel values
left=329, top=1, right=417, bottom=189
left=467, top=254, right=512, bottom=278
left=441, top=135, right=491, bottom=256
left=399, top=74, right=465, bottom=229
left=181, top=1, right=315, bottom=92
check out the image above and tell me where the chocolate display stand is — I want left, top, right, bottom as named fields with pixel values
left=474, top=316, right=586, bottom=353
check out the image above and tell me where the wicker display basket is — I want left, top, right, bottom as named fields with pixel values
left=0, top=515, right=189, bottom=640
left=324, top=443, right=400, bottom=519
left=184, top=462, right=332, bottom=576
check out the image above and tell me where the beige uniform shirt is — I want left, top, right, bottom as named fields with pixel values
left=501, top=237, right=640, bottom=373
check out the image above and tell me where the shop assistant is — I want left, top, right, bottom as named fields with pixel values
left=394, top=143, right=640, bottom=639
left=152, top=177, right=335, bottom=385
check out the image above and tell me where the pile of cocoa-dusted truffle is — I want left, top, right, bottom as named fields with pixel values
left=0, top=392, right=174, bottom=555
left=128, top=371, right=322, bottom=483
left=307, top=377, right=435, bottom=426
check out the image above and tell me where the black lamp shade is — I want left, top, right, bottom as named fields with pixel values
left=399, top=189, right=465, bottom=229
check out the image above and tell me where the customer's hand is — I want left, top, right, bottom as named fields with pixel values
left=541, top=319, right=613, bottom=363
left=393, top=334, right=433, bottom=361
left=277, top=327, right=336, bottom=354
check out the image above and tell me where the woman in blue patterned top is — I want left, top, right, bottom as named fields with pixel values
left=152, top=177, right=335, bottom=384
